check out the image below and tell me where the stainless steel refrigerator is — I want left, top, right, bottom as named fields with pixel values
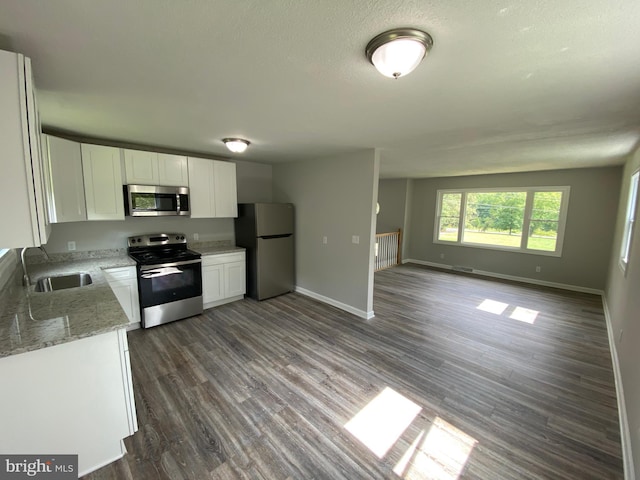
left=234, top=203, right=294, bottom=300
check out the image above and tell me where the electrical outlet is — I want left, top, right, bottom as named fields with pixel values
left=322, top=236, right=328, bottom=244
left=193, top=233, right=199, bottom=241
left=67, top=241, right=76, bottom=251
left=535, top=266, right=541, bottom=273
left=352, top=235, right=360, bottom=244
left=440, top=253, right=445, bottom=259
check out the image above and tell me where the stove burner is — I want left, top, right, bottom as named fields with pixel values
left=127, top=232, right=201, bottom=265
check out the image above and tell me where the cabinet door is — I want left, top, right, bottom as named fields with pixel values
left=23, top=57, right=51, bottom=245
left=0, top=51, right=50, bottom=247
left=158, top=153, right=188, bottom=186
left=213, top=160, right=238, bottom=217
left=81, top=144, right=125, bottom=221
left=225, top=261, right=246, bottom=297
left=202, top=264, right=224, bottom=304
left=187, top=157, right=216, bottom=218
left=44, top=135, right=87, bottom=223
left=123, top=149, right=158, bottom=184
left=110, top=282, right=134, bottom=322
left=104, top=267, right=140, bottom=325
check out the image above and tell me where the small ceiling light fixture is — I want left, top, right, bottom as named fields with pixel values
left=222, top=138, right=251, bottom=153
left=365, top=28, right=433, bottom=79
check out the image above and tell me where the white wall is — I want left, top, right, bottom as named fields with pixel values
left=272, top=149, right=379, bottom=318
left=232, top=159, right=272, bottom=203
left=376, top=179, right=408, bottom=233
left=45, top=217, right=234, bottom=253
left=605, top=149, right=640, bottom=479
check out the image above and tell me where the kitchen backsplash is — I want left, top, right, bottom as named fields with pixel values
left=43, top=217, right=234, bottom=253
left=26, top=239, right=233, bottom=264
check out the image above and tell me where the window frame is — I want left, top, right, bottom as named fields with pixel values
left=434, top=186, right=571, bottom=257
left=619, top=170, right=639, bottom=274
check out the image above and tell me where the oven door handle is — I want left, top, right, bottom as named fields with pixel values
left=139, top=259, right=201, bottom=271
left=140, top=267, right=183, bottom=279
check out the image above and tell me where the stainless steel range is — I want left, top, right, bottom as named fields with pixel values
left=128, top=233, right=203, bottom=328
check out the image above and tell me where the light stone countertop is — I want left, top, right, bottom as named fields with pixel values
left=0, top=255, right=136, bottom=358
left=192, top=244, right=245, bottom=256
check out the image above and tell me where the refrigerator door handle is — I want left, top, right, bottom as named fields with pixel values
left=259, top=234, right=292, bottom=240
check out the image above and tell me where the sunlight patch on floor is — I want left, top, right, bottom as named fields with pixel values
left=477, top=299, right=508, bottom=315
left=345, top=387, right=422, bottom=458
left=509, top=306, right=539, bottom=324
left=394, top=417, right=478, bottom=479
left=477, top=299, right=539, bottom=324
left=345, top=387, right=477, bottom=478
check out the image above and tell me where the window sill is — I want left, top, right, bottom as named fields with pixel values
left=433, top=239, right=562, bottom=257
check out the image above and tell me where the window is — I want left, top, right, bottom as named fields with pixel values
left=435, top=186, right=570, bottom=256
left=0, top=249, right=8, bottom=259
left=620, top=171, right=639, bottom=272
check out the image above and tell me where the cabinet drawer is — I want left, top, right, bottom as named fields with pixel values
left=201, top=252, right=245, bottom=266
left=104, top=266, right=136, bottom=282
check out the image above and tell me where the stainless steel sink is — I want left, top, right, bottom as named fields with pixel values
left=34, top=273, right=93, bottom=292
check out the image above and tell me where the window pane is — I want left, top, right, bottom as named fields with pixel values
left=463, top=192, right=526, bottom=248
left=527, top=191, right=563, bottom=252
left=621, top=172, right=639, bottom=265
left=438, top=193, right=462, bottom=242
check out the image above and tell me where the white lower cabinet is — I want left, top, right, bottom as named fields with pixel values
left=202, top=252, right=246, bottom=309
left=104, top=266, right=140, bottom=329
left=0, top=329, right=138, bottom=477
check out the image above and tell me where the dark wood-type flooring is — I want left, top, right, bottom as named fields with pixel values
left=85, top=264, right=623, bottom=479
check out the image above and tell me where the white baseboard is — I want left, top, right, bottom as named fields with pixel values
left=602, top=296, right=635, bottom=480
left=295, top=286, right=374, bottom=319
left=403, top=259, right=604, bottom=295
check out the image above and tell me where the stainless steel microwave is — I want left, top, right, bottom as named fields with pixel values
left=124, top=185, right=190, bottom=216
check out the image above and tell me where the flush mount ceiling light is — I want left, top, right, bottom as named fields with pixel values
left=222, top=138, right=251, bottom=153
left=365, top=28, right=433, bottom=79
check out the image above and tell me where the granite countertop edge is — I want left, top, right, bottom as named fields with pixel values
left=0, top=255, right=136, bottom=359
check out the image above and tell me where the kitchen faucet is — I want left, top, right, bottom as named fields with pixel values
left=21, top=246, right=49, bottom=286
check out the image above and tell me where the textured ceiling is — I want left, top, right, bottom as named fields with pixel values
left=1, top=0, right=640, bottom=178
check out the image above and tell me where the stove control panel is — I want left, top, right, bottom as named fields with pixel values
left=127, top=233, right=187, bottom=248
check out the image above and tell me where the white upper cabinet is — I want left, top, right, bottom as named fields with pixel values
left=0, top=50, right=51, bottom=247
left=42, top=135, right=87, bottom=223
left=124, top=149, right=188, bottom=187
left=187, top=157, right=215, bottom=218
left=123, top=149, right=158, bottom=185
left=187, top=157, right=238, bottom=218
left=214, top=160, right=238, bottom=218
left=158, top=153, right=188, bottom=186
left=81, top=144, right=125, bottom=221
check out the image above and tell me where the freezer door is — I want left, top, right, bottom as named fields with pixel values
left=255, top=203, right=294, bottom=237
left=256, top=235, right=294, bottom=300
